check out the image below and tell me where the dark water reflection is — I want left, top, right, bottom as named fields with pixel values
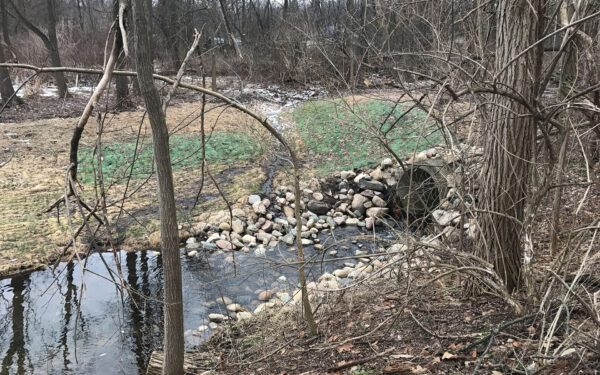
left=0, top=226, right=387, bottom=374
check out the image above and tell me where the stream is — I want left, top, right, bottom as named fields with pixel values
left=0, top=226, right=390, bottom=374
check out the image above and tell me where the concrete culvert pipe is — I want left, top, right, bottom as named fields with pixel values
left=390, top=158, right=451, bottom=217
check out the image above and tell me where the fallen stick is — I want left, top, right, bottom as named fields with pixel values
left=327, top=347, right=395, bottom=373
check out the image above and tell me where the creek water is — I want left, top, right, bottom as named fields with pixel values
left=0, top=226, right=388, bottom=374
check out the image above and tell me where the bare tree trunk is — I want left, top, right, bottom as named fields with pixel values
left=476, top=0, right=541, bottom=292
left=46, top=0, right=69, bottom=98
left=132, top=0, right=184, bottom=374
left=158, top=0, right=182, bottom=69
left=216, top=0, right=243, bottom=59
left=211, top=52, right=217, bottom=91
left=549, top=1, right=578, bottom=255
left=0, top=36, right=21, bottom=106
left=113, top=0, right=132, bottom=109
left=115, top=57, right=132, bottom=109
left=8, top=0, right=69, bottom=98
left=0, top=0, right=11, bottom=47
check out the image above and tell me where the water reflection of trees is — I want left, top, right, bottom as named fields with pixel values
left=56, top=262, right=79, bottom=372
left=0, top=275, right=33, bottom=375
left=127, top=251, right=163, bottom=372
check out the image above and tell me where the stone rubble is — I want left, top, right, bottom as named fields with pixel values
left=180, top=150, right=478, bottom=332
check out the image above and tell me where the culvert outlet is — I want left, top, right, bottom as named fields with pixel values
left=390, top=158, right=451, bottom=217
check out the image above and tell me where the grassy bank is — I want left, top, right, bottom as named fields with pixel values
left=78, top=132, right=264, bottom=184
left=292, top=99, right=443, bottom=173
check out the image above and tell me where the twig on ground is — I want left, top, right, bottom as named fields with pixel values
left=326, top=347, right=395, bottom=372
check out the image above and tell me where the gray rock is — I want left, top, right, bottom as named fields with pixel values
left=248, top=194, right=261, bottom=205
left=256, top=232, right=273, bottom=243
left=281, top=233, right=295, bottom=245
left=313, top=192, right=324, bottom=201
left=340, top=170, right=356, bottom=180
left=370, top=167, right=383, bottom=180
left=208, top=313, right=227, bottom=323
left=307, top=200, right=330, bottom=215
left=186, top=242, right=201, bottom=249
left=358, top=179, right=385, bottom=191
left=360, top=189, right=375, bottom=198
left=283, top=206, right=295, bottom=218
left=346, top=218, right=359, bottom=225
left=231, top=239, right=244, bottom=248
left=216, top=240, right=233, bottom=250
left=366, top=207, right=389, bottom=218
left=232, top=220, right=245, bottom=234
left=261, top=220, right=273, bottom=232
left=351, top=194, right=368, bottom=212
left=201, top=242, right=218, bottom=250
left=236, top=311, right=253, bottom=321
left=227, top=303, right=244, bottom=312
left=381, top=158, right=393, bottom=169
left=258, top=290, right=274, bottom=301
left=372, top=195, right=387, bottom=207
left=333, top=216, right=346, bottom=225
left=333, top=268, right=352, bottom=278
left=232, top=208, right=246, bottom=218
left=254, top=247, right=266, bottom=256
left=242, top=234, right=257, bottom=244
left=252, top=201, right=266, bottom=215
left=326, top=217, right=336, bottom=228
left=432, top=209, right=459, bottom=226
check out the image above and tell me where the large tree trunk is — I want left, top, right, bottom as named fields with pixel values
left=115, top=58, right=132, bottom=109
left=0, top=0, right=21, bottom=106
left=158, top=0, right=182, bottom=70
left=0, top=0, right=11, bottom=47
left=476, top=0, right=541, bottom=292
left=46, top=0, right=69, bottom=98
left=0, top=43, right=21, bottom=106
left=8, top=0, right=69, bottom=98
left=131, top=0, right=184, bottom=374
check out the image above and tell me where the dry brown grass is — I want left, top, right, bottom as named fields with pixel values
left=0, top=101, right=273, bottom=276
